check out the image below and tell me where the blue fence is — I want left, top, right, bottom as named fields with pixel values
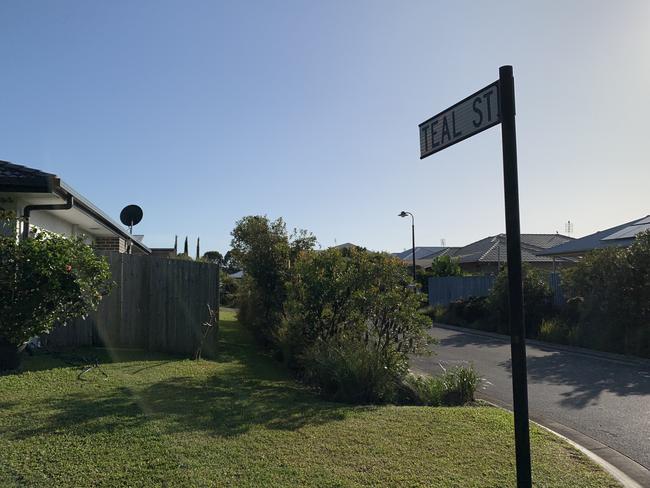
left=428, top=273, right=564, bottom=307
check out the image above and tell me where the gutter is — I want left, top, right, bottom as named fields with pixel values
left=61, top=185, right=151, bottom=254
left=20, top=182, right=151, bottom=254
left=21, top=192, right=74, bottom=240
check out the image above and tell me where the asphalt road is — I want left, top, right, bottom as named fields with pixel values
left=410, top=325, right=650, bottom=474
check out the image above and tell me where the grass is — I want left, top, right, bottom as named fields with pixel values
left=0, top=310, right=618, bottom=487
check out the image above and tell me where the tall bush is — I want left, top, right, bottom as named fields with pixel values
left=562, top=231, right=650, bottom=357
left=230, top=215, right=315, bottom=344
left=286, top=248, right=433, bottom=400
left=0, top=228, right=112, bottom=345
left=487, top=264, right=554, bottom=337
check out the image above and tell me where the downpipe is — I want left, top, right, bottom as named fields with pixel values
left=21, top=193, right=74, bottom=240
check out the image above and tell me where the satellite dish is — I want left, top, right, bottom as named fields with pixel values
left=120, top=205, right=143, bottom=232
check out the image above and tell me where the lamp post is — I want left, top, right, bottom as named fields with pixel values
left=398, top=211, right=416, bottom=283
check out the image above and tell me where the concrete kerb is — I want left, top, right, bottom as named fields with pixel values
left=479, top=397, right=647, bottom=488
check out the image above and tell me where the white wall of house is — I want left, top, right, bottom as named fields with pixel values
left=30, top=210, right=74, bottom=236
left=11, top=196, right=95, bottom=244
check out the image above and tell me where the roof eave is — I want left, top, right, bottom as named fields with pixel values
left=56, top=181, right=152, bottom=254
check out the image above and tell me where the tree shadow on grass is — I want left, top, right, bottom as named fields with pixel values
left=3, top=323, right=370, bottom=440
left=499, top=352, right=650, bottom=409
left=22, top=347, right=179, bottom=373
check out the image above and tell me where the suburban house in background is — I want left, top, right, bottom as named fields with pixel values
left=426, top=233, right=574, bottom=307
left=453, top=233, right=576, bottom=274
left=0, top=160, right=150, bottom=254
left=397, top=234, right=576, bottom=275
left=330, top=242, right=364, bottom=251
left=539, top=215, right=650, bottom=259
left=392, top=246, right=460, bottom=269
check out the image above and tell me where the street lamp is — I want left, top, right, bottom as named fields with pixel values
left=398, top=211, right=416, bottom=282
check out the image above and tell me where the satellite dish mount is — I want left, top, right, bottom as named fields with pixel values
left=119, top=205, right=144, bottom=254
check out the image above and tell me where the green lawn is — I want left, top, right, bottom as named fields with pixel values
left=0, top=310, right=618, bottom=487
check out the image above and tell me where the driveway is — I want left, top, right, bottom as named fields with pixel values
left=410, top=325, right=650, bottom=483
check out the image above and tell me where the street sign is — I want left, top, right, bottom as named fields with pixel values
left=417, top=67, right=532, bottom=488
left=419, top=81, right=500, bottom=159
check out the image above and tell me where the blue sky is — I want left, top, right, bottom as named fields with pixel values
left=1, top=1, right=648, bottom=253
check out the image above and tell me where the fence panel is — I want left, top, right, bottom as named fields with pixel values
left=428, top=272, right=565, bottom=307
left=428, top=275, right=496, bottom=306
left=44, top=252, right=219, bottom=357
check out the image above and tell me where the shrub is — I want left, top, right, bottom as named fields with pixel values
left=399, top=366, right=480, bottom=406
left=285, top=248, right=433, bottom=372
left=229, top=215, right=446, bottom=405
left=429, top=255, right=463, bottom=277
left=538, top=318, right=575, bottom=345
left=301, top=339, right=405, bottom=404
left=561, top=231, right=650, bottom=357
left=439, top=365, right=480, bottom=405
left=436, top=296, right=492, bottom=330
left=422, top=305, right=445, bottom=322
left=488, top=264, right=554, bottom=337
left=0, top=227, right=112, bottom=345
left=399, top=373, right=444, bottom=406
left=231, top=216, right=315, bottom=344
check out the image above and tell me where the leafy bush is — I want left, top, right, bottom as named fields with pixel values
left=230, top=216, right=315, bottom=344
left=562, top=231, right=650, bottom=357
left=230, top=215, right=450, bottom=405
left=429, top=255, right=463, bottom=277
left=285, top=248, right=433, bottom=374
left=488, top=264, right=554, bottom=337
left=434, top=296, right=493, bottom=331
left=0, top=227, right=112, bottom=344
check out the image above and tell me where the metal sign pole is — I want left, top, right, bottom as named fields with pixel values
left=498, top=64, right=532, bottom=487
left=417, top=65, right=532, bottom=486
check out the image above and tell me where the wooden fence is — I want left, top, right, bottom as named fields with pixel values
left=428, top=275, right=496, bottom=306
left=428, top=273, right=565, bottom=307
left=43, top=252, right=220, bottom=357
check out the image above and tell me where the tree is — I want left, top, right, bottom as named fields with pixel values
left=202, top=250, right=223, bottom=266
left=222, top=250, right=242, bottom=274
left=429, top=255, right=463, bottom=277
left=230, top=215, right=315, bottom=343
left=219, top=269, right=239, bottom=307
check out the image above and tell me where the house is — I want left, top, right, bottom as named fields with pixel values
left=0, top=160, right=150, bottom=254
left=453, top=233, right=575, bottom=275
left=330, top=242, right=364, bottom=251
left=392, top=246, right=461, bottom=269
left=539, top=215, right=650, bottom=259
